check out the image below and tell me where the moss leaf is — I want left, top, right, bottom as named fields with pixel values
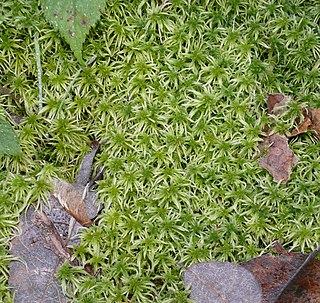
left=40, top=0, right=105, bottom=64
left=0, top=118, right=21, bottom=156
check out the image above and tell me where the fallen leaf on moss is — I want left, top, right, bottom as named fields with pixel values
left=9, top=141, right=103, bottom=301
left=184, top=245, right=320, bottom=303
left=52, top=140, right=102, bottom=226
left=0, top=118, right=21, bottom=155
left=184, top=261, right=262, bottom=303
left=76, top=140, right=101, bottom=186
left=9, top=207, right=69, bottom=303
left=258, top=134, right=298, bottom=184
left=241, top=245, right=320, bottom=303
left=52, top=178, right=93, bottom=226
left=291, top=108, right=320, bottom=138
left=40, top=0, right=105, bottom=64
left=267, top=93, right=291, bottom=116
left=262, top=93, right=291, bottom=135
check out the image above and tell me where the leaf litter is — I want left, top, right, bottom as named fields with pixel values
left=259, top=93, right=320, bottom=183
left=291, top=108, right=320, bottom=138
left=9, top=141, right=103, bottom=302
left=258, top=93, right=298, bottom=183
left=185, top=93, right=320, bottom=301
left=184, top=261, right=262, bottom=303
left=184, top=243, right=320, bottom=303
left=266, top=93, right=291, bottom=116
left=258, top=134, right=298, bottom=184
left=241, top=243, right=320, bottom=303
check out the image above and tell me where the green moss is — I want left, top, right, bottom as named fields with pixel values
left=1, top=0, right=320, bottom=301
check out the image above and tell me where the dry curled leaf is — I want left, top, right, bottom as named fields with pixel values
left=9, top=141, right=103, bottom=301
left=52, top=178, right=92, bottom=226
left=258, top=134, right=298, bottom=183
left=184, top=261, right=262, bottom=303
left=291, top=108, right=320, bottom=138
left=52, top=140, right=103, bottom=226
left=267, top=93, right=291, bottom=116
left=76, top=140, right=101, bottom=186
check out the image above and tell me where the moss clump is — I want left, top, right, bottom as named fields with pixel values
left=1, top=0, right=320, bottom=302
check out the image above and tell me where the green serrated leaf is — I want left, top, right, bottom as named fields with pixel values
left=0, top=119, right=21, bottom=156
left=41, top=0, right=105, bottom=65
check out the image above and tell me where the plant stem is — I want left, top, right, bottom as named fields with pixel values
left=34, top=32, right=43, bottom=114
left=54, top=55, right=97, bottom=119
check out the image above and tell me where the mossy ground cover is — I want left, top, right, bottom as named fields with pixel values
left=1, top=0, right=320, bottom=302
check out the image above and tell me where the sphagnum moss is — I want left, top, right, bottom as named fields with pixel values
left=1, top=0, right=320, bottom=302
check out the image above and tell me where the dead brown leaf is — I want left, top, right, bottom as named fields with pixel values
left=267, top=93, right=291, bottom=116
left=258, top=134, right=298, bottom=184
left=291, top=108, right=320, bottom=138
left=9, top=207, right=68, bottom=303
left=76, top=140, right=101, bottom=186
left=184, top=261, right=262, bottom=303
left=52, top=178, right=93, bottom=226
left=51, top=140, right=103, bottom=226
left=9, top=141, right=103, bottom=301
left=241, top=245, right=320, bottom=303
left=184, top=245, right=320, bottom=303
left=261, top=93, right=292, bottom=142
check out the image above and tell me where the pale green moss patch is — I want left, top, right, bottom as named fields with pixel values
left=1, top=0, right=320, bottom=302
